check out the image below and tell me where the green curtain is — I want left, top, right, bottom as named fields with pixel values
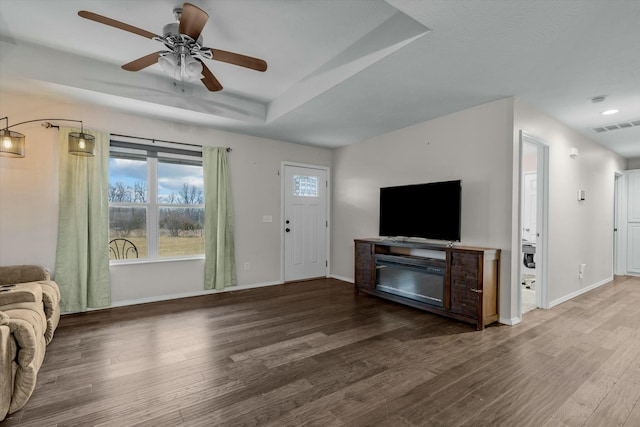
left=203, top=147, right=237, bottom=290
left=54, top=127, right=111, bottom=312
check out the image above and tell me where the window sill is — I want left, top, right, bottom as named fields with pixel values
left=109, top=256, right=205, bottom=267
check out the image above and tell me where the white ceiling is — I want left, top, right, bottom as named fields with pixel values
left=1, top=0, right=639, bottom=158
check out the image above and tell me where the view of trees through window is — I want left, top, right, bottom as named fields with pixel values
left=108, top=156, right=204, bottom=260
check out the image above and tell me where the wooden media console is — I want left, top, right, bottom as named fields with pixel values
left=354, top=238, right=500, bottom=330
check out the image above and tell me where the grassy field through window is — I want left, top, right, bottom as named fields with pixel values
left=109, top=233, right=205, bottom=260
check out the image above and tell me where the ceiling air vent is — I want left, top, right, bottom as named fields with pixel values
left=592, top=119, right=640, bottom=133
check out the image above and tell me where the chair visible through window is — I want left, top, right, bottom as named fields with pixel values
left=109, top=238, right=139, bottom=260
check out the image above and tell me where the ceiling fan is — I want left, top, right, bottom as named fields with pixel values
left=78, top=3, right=267, bottom=92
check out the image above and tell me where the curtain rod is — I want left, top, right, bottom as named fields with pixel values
left=48, top=125, right=231, bottom=152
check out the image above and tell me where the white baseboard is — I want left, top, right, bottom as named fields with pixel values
left=82, top=277, right=355, bottom=314
left=499, top=316, right=522, bottom=326
left=95, top=280, right=284, bottom=311
left=330, top=274, right=353, bottom=283
left=548, top=276, right=613, bottom=309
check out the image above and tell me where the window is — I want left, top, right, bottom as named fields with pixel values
left=293, top=175, right=319, bottom=197
left=108, top=142, right=204, bottom=261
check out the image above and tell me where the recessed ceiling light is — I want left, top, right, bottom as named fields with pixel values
left=602, top=109, right=619, bottom=115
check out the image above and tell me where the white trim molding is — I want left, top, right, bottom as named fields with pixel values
left=500, top=316, right=522, bottom=326
left=330, top=274, right=353, bottom=283
left=548, top=276, right=613, bottom=309
left=77, top=280, right=284, bottom=314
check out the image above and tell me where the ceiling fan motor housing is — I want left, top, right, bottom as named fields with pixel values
left=162, top=23, right=203, bottom=46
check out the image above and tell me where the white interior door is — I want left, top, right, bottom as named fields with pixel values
left=522, top=173, right=537, bottom=243
left=283, top=165, right=328, bottom=281
left=627, top=170, right=640, bottom=274
left=614, top=173, right=624, bottom=275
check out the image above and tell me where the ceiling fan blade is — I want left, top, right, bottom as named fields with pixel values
left=122, top=51, right=164, bottom=71
left=206, top=48, right=268, bottom=72
left=179, top=3, right=209, bottom=41
left=199, top=61, right=223, bottom=92
left=78, top=11, right=159, bottom=40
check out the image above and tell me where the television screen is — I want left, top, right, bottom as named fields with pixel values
left=379, top=180, right=461, bottom=241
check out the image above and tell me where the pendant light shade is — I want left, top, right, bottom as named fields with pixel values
left=159, top=53, right=179, bottom=76
left=68, top=131, right=96, bottom=156
left=0, top=117, right=96, bottom=158
left=0, top=128, right=26, bottom=158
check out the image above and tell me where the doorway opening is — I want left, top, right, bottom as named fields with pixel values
left=519, top=131, right=549, bottom=316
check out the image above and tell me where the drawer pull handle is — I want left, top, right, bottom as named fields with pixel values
left=469, top=288, right=482, bottom=293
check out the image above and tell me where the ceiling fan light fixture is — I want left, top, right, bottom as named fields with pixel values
left=184, top=55, right=203, bottom=81
left=159, top=53, right=179, bottom=75
left=159, top=52, right=202, bottom=82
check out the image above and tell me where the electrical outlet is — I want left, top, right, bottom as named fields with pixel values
left=243, top=262, right=250, bottom=271
left=578, top=263, right=586, bottom=279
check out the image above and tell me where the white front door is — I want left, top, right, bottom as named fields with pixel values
left=283, top=165, right=328, bottom=281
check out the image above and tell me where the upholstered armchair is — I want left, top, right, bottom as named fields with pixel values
left=0, top=265, right=61, bottom=420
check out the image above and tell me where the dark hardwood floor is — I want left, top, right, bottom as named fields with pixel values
left=3, top=275, right=640, bottom=426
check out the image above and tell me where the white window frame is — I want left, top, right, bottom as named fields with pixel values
left=109, top=141, right=204, bottom=263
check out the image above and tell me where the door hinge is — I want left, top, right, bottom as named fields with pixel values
left=326, top=260, right=328, bottom=267
left=326, top=220, right=328, bottom=227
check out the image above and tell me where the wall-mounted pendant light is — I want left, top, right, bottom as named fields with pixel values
left=0, top=123, right=25, bottom=157
left=0, top=117, right=95, bottom=158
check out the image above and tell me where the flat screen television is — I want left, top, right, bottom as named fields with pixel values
left=379, top=180, right=461, bottom=242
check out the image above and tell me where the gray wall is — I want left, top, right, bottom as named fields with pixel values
left=331, top=97, right=627, bottom=323
left=0, top=91, right=332, bottom=306
left=1, top=90, right=628, bottom=321
left=331, top=98, right=515, bottom=318
left=513, top=99, right=627, bottom=315
left=628, top=157, right=640, bottom=170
